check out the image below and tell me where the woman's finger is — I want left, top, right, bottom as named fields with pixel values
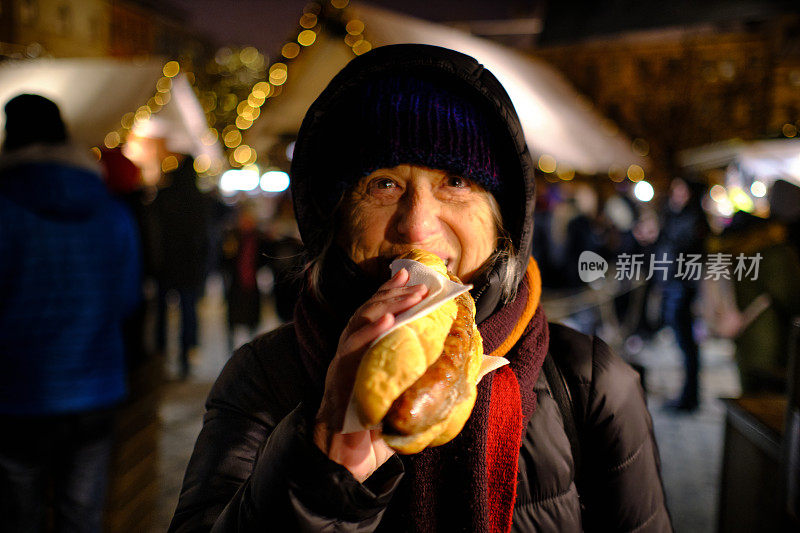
left=383, top=267, right=409, bottom=289
left=356, top=284, right=427, bottom=323
left=338, top=313, right=394, bottom=356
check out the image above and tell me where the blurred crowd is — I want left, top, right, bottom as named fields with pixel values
left=533, top=174, right=800, bottom=410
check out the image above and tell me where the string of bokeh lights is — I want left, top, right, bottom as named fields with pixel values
left=96, top=0, right=372, bottom=190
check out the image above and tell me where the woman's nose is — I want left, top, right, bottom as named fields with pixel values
left=395, top=189, right=440, bottom=243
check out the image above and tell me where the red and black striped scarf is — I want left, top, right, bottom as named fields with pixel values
left=295, top=259, right=548, bottom=533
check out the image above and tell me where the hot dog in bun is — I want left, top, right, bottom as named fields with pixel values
left=352, top=249, right=484, bottom=454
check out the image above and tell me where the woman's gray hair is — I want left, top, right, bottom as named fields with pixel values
left=303, top=190, right=520, bottom=304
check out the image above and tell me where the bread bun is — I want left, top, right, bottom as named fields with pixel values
left=352, top=250, right=483, bottom=454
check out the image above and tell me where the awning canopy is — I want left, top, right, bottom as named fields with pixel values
left=248, top=3, right=648, bottom=176
left=679, top=138, right=800, bottom=187
left=0, top=58, right=221, bottom=163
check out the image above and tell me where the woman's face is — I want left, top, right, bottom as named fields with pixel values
left=337, top=164, right=498, bottom=282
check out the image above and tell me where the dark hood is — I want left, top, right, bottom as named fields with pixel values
left=290, top=44, right=536, bottom=321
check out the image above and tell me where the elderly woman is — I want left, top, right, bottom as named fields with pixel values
left=170, top=45, right=671, bottom=532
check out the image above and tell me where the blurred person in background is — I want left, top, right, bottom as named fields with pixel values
left=656, top=177, right=709, bottom=412
left=99, top=147, right=156, bottom=368
left=221, top=204, right=268, bottom=350
left=710, top=210, right=800, bottom=394
left=151, top=154, right=210, bottom=379
left=264, top=231, right=305, bottom=324
left=547, top=185, right=605, bottom=335
left=769, top=179, right=800, bottom=255
left=0, top=94, right=140, bottom=531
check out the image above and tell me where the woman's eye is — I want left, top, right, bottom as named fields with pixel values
left=446, top=175, right=468, bottom=188
left=369, top=177, right=397, bottom=191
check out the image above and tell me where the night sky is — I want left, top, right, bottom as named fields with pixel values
left=168, top=0, right=539, bottom=55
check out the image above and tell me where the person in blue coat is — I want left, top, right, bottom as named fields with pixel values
left=0, top=94, right=140, bottom=531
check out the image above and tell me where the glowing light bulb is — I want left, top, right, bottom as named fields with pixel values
left=633, top=180, right=654, bottom=202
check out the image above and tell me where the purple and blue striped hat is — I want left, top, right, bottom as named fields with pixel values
left=317, top=73, right=504, bottom=205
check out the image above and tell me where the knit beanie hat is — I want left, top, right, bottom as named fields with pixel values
left=3, top=94, right=68, bottom=152
left=313, top=73, right=504, bottom=212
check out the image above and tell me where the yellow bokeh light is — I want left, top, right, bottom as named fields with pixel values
left=234, top=145, right=253, bottom=164
left=248, top=93, right=266, bottom=107
left=282, top=42, right=301, bottom=59
left=121, top=112, right=135, bottom=129
left=300, top=13, right=317, bottom=28
left=627, top=164, right=645, bottom=182
left=228, top=152, right=241, bottom=168
left=608, top=166, right=625, bottom=182
left=90, top=146, right=102, bottom=160
left=298, top=30, right=317, bottom=47
left=223, top=129, right=242, bottom=148
left=783, top=123, right=798, bottom=138
left=156, top=77, right=172, bottom=93
left=353, top=40, right=372, bottom=56
left=163, top=61, right=180, bottom=78
left=104, top=131, right=121, bottom=149
left=269, top=72, right=287, bottom=86
left=161, top=155, right=179, bottom=173
left=236, top=115, right=254, bottom=130
left=202, top=129, right=219, bottom=146
left=346, top=20, right=365, bottom=35
left=537, top=154, right=557, bottom=173
left=240, top=46, right=259, bottom=65
left=221, top=93, right=237, bottom=112
left=237, top=101, right=252, bottom=116
left=193, top=154, right=212, bottom=173
left=134, top=107, right=151, bottom=123
left=245, top=147, right=258, bottom=166
left=344, top=33, right=363, bottom=47
left=331, top=0, right=349, bottom=8
left=252, top=81, right=271, bottom=99
left=154, top=92, right=171, bottom=106
left=556, top=166, right=575, bottom=181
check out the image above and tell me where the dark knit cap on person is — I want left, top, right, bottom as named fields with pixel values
left=3, top=94, right=68, bottom=151
left=315, top=73, right=504, bottom=209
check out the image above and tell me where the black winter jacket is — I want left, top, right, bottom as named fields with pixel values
left=169, top=321, right=671, bottom=532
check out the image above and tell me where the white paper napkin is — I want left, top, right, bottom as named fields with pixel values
left=341, top=257, right=509, bottom=434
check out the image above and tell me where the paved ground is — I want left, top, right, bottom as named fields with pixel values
left=153, top=278, right=739, bottom=532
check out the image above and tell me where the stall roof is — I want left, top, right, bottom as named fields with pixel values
left=0, top=58, right=221, bottom=162
left=249, top=3, right=648, bottom=176
left=679, top=137, right=800, bottom=186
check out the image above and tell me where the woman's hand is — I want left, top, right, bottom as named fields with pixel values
left=314, top=268, right=427, bottom=482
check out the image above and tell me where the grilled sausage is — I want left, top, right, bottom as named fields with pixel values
left=383, top=292, right=475, bottom=435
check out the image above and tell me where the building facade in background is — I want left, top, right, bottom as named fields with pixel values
left=534, top=3, right=800, bottom=182
left=0, top=0, right=207, bottom=61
